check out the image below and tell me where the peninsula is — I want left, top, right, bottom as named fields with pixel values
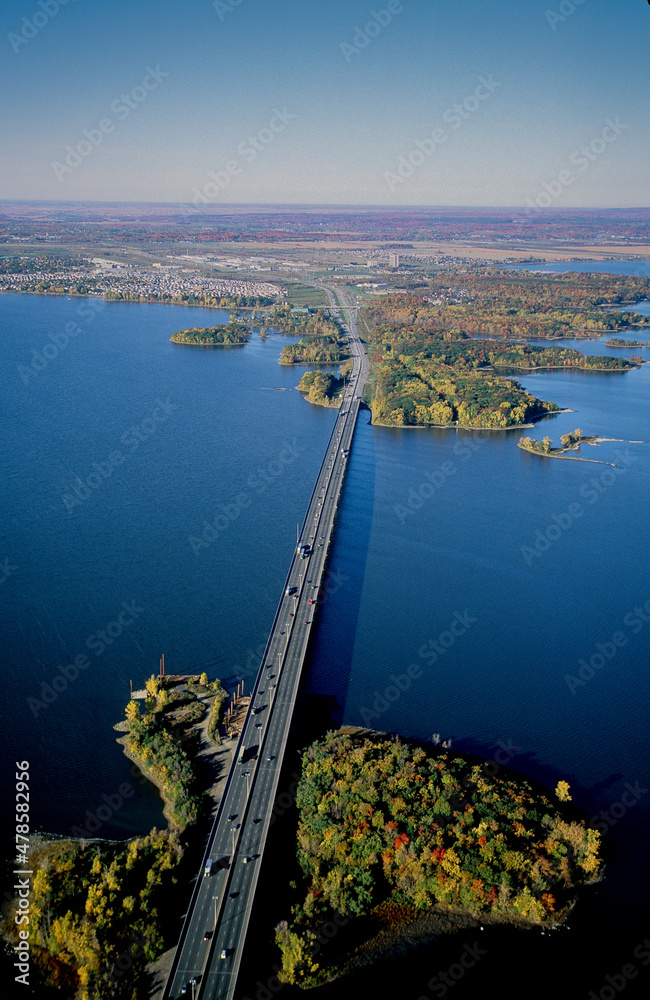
left=5, top=674, right=229, bottom=999
left=362, top=292, right=641, bottom=429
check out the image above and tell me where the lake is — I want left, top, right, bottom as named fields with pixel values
left=2, top=271, right=649, bottom=998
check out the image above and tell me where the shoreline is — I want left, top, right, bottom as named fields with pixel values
left=114, top=728, right=178, bottom=829
left=370, top=407, right=571, bottom=432
left=298, top=391, right=342, bottom=408
left=330, top=900, right=564, bottom=986
left=279, top=358, right=348, bottom=366
left=0, top=287, right=282, bottom=310
left=492, top=362, right=642, bottom=372
left=169, top=339, right=248, bottom=348
left=517, top=440, right=616, bottom=466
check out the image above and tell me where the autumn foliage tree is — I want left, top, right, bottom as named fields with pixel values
left=276, top=731, right=603, bottom=986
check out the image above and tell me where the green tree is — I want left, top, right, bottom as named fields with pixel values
left=145, top=675, right=160, bottom=699
left=125, top=700, right=140, bottom=724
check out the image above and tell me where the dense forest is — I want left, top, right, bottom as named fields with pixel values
left=169, top=322, right=250, bottom=346
left=364, top=286, right=641, bottom=427
left=17, top=830, right=185, bottom=1000
left=376, top=337, right=635, bottom=372
left=279, top=334, right=349, bottom=365
left=275, top=730, right=602, bottom=987
left=370, top=353, right=558, bottom=428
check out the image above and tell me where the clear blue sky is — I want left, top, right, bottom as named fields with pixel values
left=0, top=0, right=648, bottom=207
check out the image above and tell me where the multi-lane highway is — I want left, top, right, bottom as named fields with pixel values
left=165, top=286, right=367, bottom=1000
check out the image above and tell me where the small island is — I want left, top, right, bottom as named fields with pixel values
left=297, top=370, right=345, bottom=407
left=170, top=322, right=250, bottom=346
left=605, top=337, right=644, bottom=348
left=279, top=334, right=350, bottom=365
left=275, top=729, right=602, bottom=987
left=517, top=429, right=616, bottom=464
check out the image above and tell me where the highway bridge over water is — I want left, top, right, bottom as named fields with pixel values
left=165, top=286, right=368, bottom=1000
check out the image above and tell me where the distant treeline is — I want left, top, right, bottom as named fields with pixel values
left=365, top=270, right=650, bottom=341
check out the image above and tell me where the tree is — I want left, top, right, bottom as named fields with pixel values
left=125, top=701, right=140, bottom=724
left=199, top=672, right=208, bottom=687
left=145, top=675, right=160, bottom=699
left=542, top=436, right=553, bottom=453
left=555, top=780, right=572, bottom=802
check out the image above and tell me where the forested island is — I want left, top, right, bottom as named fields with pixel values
left=279, top=334, right=349, bottom=365
left=170, top=322, right=250, bottom=346
left=275, top=729, right=602, bottom=988
left=370, top=351, right=558, bottom=429
left=297, top=370, right=345, bottom=406
left=364, top=289, right=642, bottom=428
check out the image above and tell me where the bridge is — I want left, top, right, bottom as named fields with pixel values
left=164, top=286, right=368, bottom=1000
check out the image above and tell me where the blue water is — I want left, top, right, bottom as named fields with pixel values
left=507, top=259, right=650, bottom=277
left=0, top=295, right=336, bottom=838
left=2, top=275, right=649, bottom=996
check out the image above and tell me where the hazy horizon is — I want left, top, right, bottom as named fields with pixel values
left=2, top=201, right=649, bottom=212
